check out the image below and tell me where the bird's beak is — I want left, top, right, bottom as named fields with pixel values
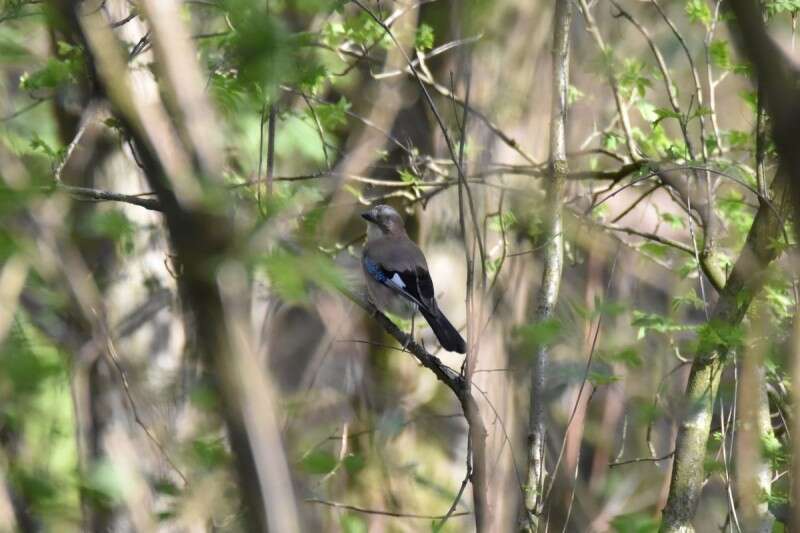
left=361, top=211, right=376, bottom=224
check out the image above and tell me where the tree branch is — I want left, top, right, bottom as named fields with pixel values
left=523, top=1, right=572, bottom=530
left=660, top=170, right=792, bottom=532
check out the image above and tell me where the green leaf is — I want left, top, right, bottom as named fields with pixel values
left=709, top=40, right=731, bottom=70
left=343, top=11, right=387, bottom=46
left=399, top=168, right=418, bottom=184
left=0, top=324, right=62, bottom=396
left=739, top=90, right=758, bottom=112
left=20, top=41, right=84, bottom=92
left=343, top=453, right=366, bottom=475
left=414, top=23, right=435, bottom=50
left=602, top=132, right=620, bottom=151
left=631, top=310, right=691, bottom=339
left=83, top=210, right=135, bottom=240
left=671, top=291, right=705, bottom=311
left=515, top=318, right=562, bottom=347
left=592, top=297, right=627, bottom=318
left=314, top=97, right=351, bottom=130
left=153, top=479, right=181, bottom=497
left=696, top=320, right=744, bottom=353
left=191, top=437, right=229, bottom=469
left=567, top=84, right=584, bottom=105
left=661, top=212, right=685, bottom=229
left=761, top=432, right=788, bottom=469
left=764, top=0, right=800, bottom=17
left=0, top=38, right=31, bottom=64
left=725, top=129, right=750, bottom=148
left=301, top=450, right=338, bottom=475
left=29, top=134, right=58, bottom=159
left=260, top=249, right=346, bottom=302
left=340, top=514, right=368, bottom=533
left=637, top=100, right=658, bottom=123
left=639, top=242, right=669, bottom=259
left=618, top=59, right=651, bottom=98
left=588, top=370, right=620, bottom=386
left=764, top=282, right=794, bottom=320
left=81, top=461, right=126, bottom=507
left=689, top=106, right=713, bottom=120
left=611, top=512, right=659, bottom=532
left=603, top=346, right=642, bottom=368
left=487, top=211, right=516, bottom=232
left=718, top=190, right=754, bottom=236
left=686, top=0, right=712, bottom=27
left=653, top=107, right=682, bottom=125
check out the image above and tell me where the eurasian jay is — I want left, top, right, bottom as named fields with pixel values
left=361, top=204, right=466, bottom=354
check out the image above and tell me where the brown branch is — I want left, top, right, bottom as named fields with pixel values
left=660, top=170, right=792, bottom=531
left=60, top=184, right=163, bottom=211
left=340, top=286, right=490, bottom=529
left=609, top=451, right=675, bottom=468
left=342, top=286, right=463, bottom=390
left=305, top=498, right=469, bottom=520
left=593, top=221, right=695, bottom=255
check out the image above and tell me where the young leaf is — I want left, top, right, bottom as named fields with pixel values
left=301, top=450, right=338, bottom=475
left=415, top=23, right=435, bottom=50
left=686, top=0, right=712, bottom=27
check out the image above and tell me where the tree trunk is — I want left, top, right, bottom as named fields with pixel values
left=660, top=172, right=790, bottom=531
left=522, top=0, right=571, bottom=530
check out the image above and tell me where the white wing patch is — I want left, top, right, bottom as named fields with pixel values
left=389, top=273, right=406, bottom=288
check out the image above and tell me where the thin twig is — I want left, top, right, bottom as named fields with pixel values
left=1, top=98, right=46, bottom=122
left=266, top=103, right=276, bottom=200
left=97, top=313, right=188, bottom=485
left=434, top=436, right=472, bottom=531
left=609, top=450, right=675, bottom=468
left=305, top=498, right=469, bottom=520
left=55, top=106, right=98, bottom=183
left=60, top=184, right=163, bottom=211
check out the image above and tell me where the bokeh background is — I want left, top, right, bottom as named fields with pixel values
left=0, top=0, right=798, bottom=531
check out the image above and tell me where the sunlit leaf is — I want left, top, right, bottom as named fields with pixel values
left=301, top=450, right=338, bottom=475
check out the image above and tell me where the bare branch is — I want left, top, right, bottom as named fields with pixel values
left=305, top=498, right=469, bottom=520
left=609, top=451, right=675, bottom=468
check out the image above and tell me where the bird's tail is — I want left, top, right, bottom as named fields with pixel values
left=420, top=304, right=466, bottom=354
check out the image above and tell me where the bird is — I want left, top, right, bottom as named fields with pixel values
left=361, top=204, right=466, bottom=354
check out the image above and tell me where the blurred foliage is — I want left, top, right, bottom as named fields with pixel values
left=0, top=0, right=797, bottom=530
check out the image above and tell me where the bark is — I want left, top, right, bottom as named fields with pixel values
left=62, top=4, right=302, bottom=531
left=724, top=3, right=800, bottom=530
left=522, top=0, right=571, bottom=530
left=660, top=172, right=790, bottom=531
left=736, top=315, right=776, bottom=533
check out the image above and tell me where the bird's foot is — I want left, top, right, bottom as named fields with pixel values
left=402, top=335, right=412, bottom=352
left=402, top=314, right=416, bottom=352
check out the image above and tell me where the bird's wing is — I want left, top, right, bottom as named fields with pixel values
left=363, top=255, right=435, bottom=312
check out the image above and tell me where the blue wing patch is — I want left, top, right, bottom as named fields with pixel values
left=364, top=256, right=431, bottom=311
left=363, top=256, right=387, bottom=283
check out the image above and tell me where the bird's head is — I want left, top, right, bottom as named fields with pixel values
left=361, top=204, right=405, bottom=238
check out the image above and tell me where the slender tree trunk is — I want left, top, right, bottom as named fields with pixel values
left=522, top=1, right=571, bottom=529
left=723, top=3, right=800, bottom=531
left=660, top=173, right=790, bottom=532
left=736, top=312, right=776, bottom=532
